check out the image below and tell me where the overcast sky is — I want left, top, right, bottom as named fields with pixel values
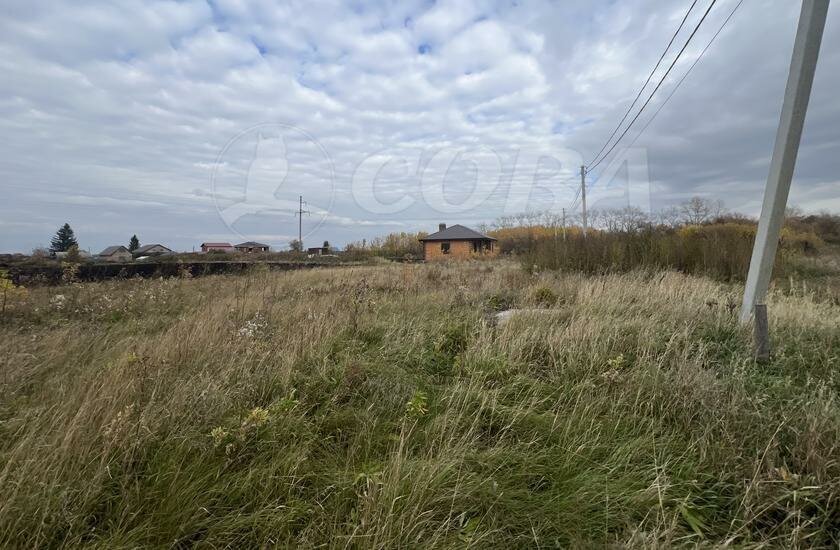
left=1, top=0, right=838, bottom=253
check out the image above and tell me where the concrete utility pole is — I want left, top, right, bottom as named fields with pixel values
left=580, top=165, right=588, bottom=237
left=740, top=0, right=829, bottom=323
left=295, top=195, right=310, bottom=250
left=562, top=207, right=567, bottom=241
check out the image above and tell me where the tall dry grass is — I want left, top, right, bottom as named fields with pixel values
left=522, top=223, right=823, bottom=282
left=0, top=262, right=838, bottom=547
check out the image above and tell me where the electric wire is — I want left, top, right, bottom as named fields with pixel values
left=585, top=0, right=700, bottom=168
left=586, top=0, right=719, bottom=173
left=623, top=0, right=746, bottom=153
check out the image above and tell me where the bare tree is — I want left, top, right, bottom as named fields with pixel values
left=785, top=205, right=804, bottom=219
left=679, top=196, right=725, bottom=225
left=539, top=210, right=563, bottom=229
left=492, top=215, right=517, bottom=229
left=600, top=209, right=621, bottom=232
left=586, top=208, right=602, bottom=230
left=615, top=206, right=650, bottom=232
left=655, top=206, right=683, bottom=228
left=596, top=207, right=648, bottom=232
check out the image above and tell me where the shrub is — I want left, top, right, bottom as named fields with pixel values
left=529, top=286, right=558, bottom=307
left=522, top=223, right=819, bottom=282
left=787, top=213, right=840, bottom=244
left=483, top=290, right=517, bottom=312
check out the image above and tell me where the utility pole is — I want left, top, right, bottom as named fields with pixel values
left=562, top=208, right=567, bottom=241
left=295, top=195, right=310, bottom=250
left=740, top=0, right=828, bottom=324
left=580, top=165, right=588, bottom=237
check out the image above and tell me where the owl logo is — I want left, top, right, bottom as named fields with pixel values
left=211, top=123, right=335, bottom=241
left=220, top=133, right=296, bottom=225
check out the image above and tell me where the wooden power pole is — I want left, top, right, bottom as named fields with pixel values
left=740, top=0, right=829, bottom=324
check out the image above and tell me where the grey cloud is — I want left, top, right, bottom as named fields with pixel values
left=1, top=0, right=838, bottom=253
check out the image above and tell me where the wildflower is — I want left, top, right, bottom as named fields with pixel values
left=244, top=406, right=270, bottom=427
left=237, top=312, right=268, bottom=338
left=210, top=426, right=228, bottom=447
left=103, top=404, right=135, bottom=439
left=606, top=354, right=626, bottom=369
left=50, top=294, right=66, bottom=310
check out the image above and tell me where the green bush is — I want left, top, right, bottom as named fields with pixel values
left=529, top=286, right=558, bottom=307
left=483, top=290, right=517, bottom=311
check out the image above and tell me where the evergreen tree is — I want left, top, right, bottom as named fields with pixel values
left=50, top=223, right=78, bottom=252
left=129, top=235, right=140, bottom=252
left=322, top=240, right=330, bottom=252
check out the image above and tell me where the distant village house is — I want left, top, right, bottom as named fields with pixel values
left=201, top=242, right=234, bottom=253
left=234, top=241, right=270, bottom=253
left=133, top=244, right=173, bottom=257
left=419, top=223, right=498, bottom=261
left=54, top=249, right=91, bottom=260
left=97, top=245, right=132, bottom=262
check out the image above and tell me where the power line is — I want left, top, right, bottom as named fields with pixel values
left=586, top=0, right=719, bottom=174
left=624, top=0, right=746, bottom=152
left=586, top=0, right=699, bottom=168
left=569, top=184, right=582, bottom=211
left=570, top=0, right=742, bottom=220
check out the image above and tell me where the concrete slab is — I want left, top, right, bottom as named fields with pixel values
left=493, top=308, right=557, bottom=326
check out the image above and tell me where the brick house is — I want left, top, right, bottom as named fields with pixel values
left=234, top=241, right=270, bottom=253
left=419, top=224, right=498, bottom=261
left=201, top=242, right=234, bottom=253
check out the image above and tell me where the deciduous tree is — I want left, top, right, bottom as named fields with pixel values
left=680, top=197, right=725, bottom=225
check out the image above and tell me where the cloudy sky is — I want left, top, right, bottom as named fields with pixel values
left=1, top=0, right=838, bottom=253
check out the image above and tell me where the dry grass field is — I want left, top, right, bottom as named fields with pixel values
left=1, top=261, right=839, bottom=547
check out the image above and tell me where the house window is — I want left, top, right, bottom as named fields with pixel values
left=441, top=242, right=450, bottom=254
left=473, top=241, right=490, bottom=253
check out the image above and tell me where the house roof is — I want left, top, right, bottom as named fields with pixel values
left=419, top=224, right=496, bottom=242
left=99, top=245, right=129, bottom=256
left=235, top=241, right=269, bottom=248
left=201, top=242, right=233, bottom=247
left=135, top=244, right=172, bottom=254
